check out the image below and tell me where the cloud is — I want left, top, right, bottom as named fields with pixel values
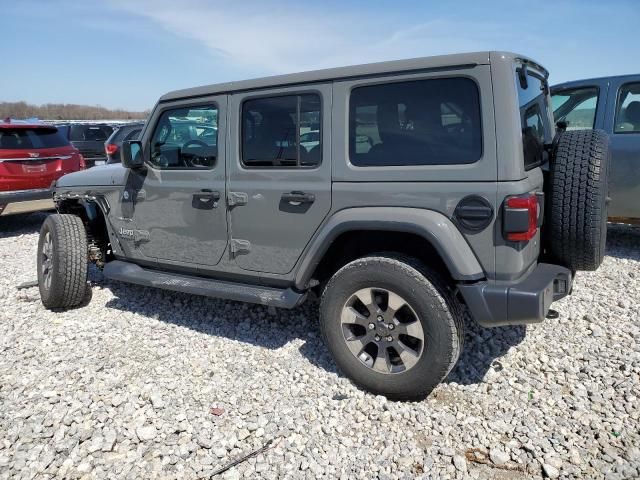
left=107, top=0, right=505, bottom=75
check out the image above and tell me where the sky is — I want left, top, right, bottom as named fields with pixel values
left=1, top=0, right=638, bottom=111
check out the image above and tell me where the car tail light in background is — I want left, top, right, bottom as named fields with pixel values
left=503, top=193, right=541, bottom=242
left=105, top=144, right=118, bottom=156
left=79, top=154, right=86, bottom=170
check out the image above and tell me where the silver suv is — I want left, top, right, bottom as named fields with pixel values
left=38, top=52, right=609, bottom=400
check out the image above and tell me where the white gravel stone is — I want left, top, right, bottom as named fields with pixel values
left=542, top=463, right=560, bottom=478
left=0, top=214, right=639, bottom=479
left=136, top=425, right=157, bottom=442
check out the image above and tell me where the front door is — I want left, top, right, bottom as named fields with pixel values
left=126, top=98, right=228, bottom=267
left=227, top=85, right=332, bottom=274
left=604, top=79, right=640, bottom=219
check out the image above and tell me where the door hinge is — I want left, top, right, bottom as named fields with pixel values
left=227, top=192, right=248, bottom=207
left=230, top=238, right=251, bottom=256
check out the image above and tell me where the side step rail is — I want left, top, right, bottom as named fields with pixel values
left=102, top=260, right=305, bottom=309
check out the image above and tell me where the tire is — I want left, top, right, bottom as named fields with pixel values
left=319, top=254, right=463, bottom=401
left=37, top=214, right=89, bottom=310
left=548, top=129, right=609, bottom=271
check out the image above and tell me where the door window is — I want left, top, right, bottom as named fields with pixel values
left=150, top=105, right=218, bottom=169
left=551, top=87, right=599, bottom=130
left=614, top=82, right=640, bottom=133
left=516, top=68, right=553, bottom=170
left=349, top=77, right=482, bottom=166
left=242, top=94, right=321, bottom=168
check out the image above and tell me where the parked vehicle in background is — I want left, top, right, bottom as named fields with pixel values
left=104, top=122, right=144, bottom=164
left=300, top=129, right=320, bottom=152
left=44, top=52, right=610, bottom=400
left=552, top=75, right=640, bottom=223
left=0, top=119, right=85, bottom=216
left=57, top=124, right=114, bottom=167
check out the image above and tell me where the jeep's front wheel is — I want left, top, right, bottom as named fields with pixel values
left=37, top=214, right=89, bottom=310
left=320, top=255, right=463, bottom=401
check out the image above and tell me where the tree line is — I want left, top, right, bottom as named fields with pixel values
left=1, top=101, right=149, bottom=120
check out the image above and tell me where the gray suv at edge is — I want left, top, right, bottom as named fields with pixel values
left=38, top=52, right=610, bottom=400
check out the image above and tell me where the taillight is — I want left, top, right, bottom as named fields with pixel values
left=78, top=154, right=86, bottom=170
left=105, top=143, right=118, bottom=155
left=503, top=194, right=539, bottom=241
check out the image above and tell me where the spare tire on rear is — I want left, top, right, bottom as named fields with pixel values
left=547, top=129, right=609, bottom=271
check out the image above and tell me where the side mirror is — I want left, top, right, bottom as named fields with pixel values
left=121, top=140, right=144, bottom=169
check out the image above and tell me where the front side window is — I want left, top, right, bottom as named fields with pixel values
left=614, top=82, right=640, bottom=133
left=150, top=105, right=218, bottom=169
left=551, top=87, right=599, bottom=130
left=516, top=66, right=552, bottom=169
left=0, top=127, right=69, bottom=149
left=349, top=77, right=482, bottom=167
left=242, top=94, right=321, bottom=168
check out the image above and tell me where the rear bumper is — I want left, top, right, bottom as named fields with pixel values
left=0, top=188, right=54, bottom=216
left=458, top=263, right=572, bottom=327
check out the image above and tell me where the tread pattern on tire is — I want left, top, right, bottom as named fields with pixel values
left=320, top=254, right=464, bottom=401
left=549, top=129, right=609, bottom=271
left=39, top=214, right=88, bottom=309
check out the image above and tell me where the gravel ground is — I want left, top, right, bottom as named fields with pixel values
left=0, top=213, right=638, bottom=480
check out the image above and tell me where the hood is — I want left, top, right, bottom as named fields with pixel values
left=56, top=163, right=127, bottom=188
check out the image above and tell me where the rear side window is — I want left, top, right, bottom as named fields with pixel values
left=349, top=77, right=482, bottom=167
left=124, top=128, right=142, bottom=141
left=516, top=67, right=552, bottom=169
left=614, top=82, right=640, bottom=133
left=110, top=125, right=142, bottom=143
left=70, top=125, right=113, bottom=142
left=242, top=94, right=322, bottom=168
left=0, top=127, right=69, bottom=149
left=551, top=87, right=599, bottom=130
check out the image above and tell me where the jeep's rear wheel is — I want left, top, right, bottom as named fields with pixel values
left=548, top=129, right=610, bottom=271
left=37, top=214, right=89, bottom=310
left=320, top=255, right=463, bottom=401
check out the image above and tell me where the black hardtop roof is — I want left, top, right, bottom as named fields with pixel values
left=160, top=51, right=543, bottom=103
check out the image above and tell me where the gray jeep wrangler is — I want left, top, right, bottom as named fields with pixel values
left=38, top=52, right=609, bottom=400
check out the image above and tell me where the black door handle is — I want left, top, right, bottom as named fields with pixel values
left=192, top=190, right=221, bottom=210
left=281, top=191, right=315, bottom=205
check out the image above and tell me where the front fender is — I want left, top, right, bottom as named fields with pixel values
left=294, top=207, right=485, bottom=289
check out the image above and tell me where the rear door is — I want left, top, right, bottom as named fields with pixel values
left=227, top=85, right=332, bottom=274
left=124, top=98, right=228, bottom=267
left=604, top=78, right=640, bottom=219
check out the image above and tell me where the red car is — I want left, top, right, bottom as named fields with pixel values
left=0, top=119, right=85, bottom=216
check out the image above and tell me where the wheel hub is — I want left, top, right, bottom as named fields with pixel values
left=340, top=287, right=425, bottom=375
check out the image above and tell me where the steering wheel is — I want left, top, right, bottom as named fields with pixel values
left=181, top=139, right=211, bottom=167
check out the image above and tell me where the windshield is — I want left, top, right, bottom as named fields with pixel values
left=0, top=127, right=69, bottom=149
left=516, top=64, right=552, bottom=170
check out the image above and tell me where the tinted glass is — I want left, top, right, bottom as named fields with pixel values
left=0, top=127, right=69, bottom=149
left=516, top=68, right=551, bottom=169
left=242, top=94, right=321, bottom=167
left=69, top=125, right=113, bottom=142
left=108, top=127, right=127, bottom=144
left=150, top=106, right=218, bottom=169
left=551, top=87, right=599, bottom=130
left=349, top=77, right=481, bottom=166
left=110, top=125, right=143, bottom=143
left=614, top=82, right=640, bottom=133
left=124, top=128, right=142, bottom=141
left=56, top=125, right=69, bottom=139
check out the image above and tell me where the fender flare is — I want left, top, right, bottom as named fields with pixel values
left=294, top=207, right=485, bottom=289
